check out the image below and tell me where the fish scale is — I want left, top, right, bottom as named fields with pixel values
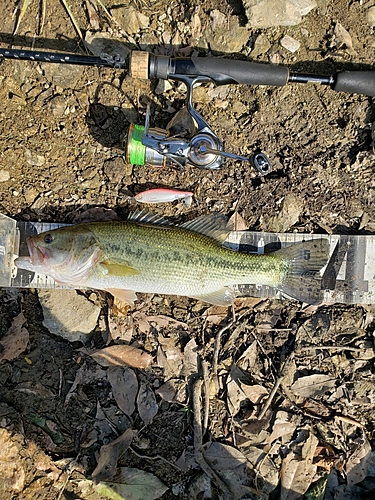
left=87, top=222, right=285, bottom=292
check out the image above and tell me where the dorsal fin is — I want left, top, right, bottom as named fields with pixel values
left=181, top=214, right=230, bottom=244
left=128, top=208, right=173, bottom=226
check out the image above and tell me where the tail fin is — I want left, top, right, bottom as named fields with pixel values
left=276, top=239, right=330, bottom=304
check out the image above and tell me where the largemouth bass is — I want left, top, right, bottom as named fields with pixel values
left=15, top=211, right=330, bottom=305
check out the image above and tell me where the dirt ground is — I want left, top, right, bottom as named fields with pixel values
left=1, top=0, right=375, bottom=499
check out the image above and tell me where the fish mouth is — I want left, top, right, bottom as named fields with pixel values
left=26, top=237, right=48, bottom=265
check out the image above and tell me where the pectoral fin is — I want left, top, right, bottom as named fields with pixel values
left=105, top=288, right=138, bottom=305
left=189, top=287, right=237, bottom=306
left=99, top=261, right=140, bottom=277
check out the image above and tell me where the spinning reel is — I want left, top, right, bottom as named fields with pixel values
left=124, top=74, right=272, bottom=174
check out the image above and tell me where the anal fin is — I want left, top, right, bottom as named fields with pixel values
left=105, top=289, right=138, bottom=305
left=189, top=287, right=236, bottom=306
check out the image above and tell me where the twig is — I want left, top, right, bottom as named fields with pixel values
left=334, top=414, right=366, bottom=429
left=56, top=456, right=79, bottom=500
left=193, top=379, right=234, bottom=500
left=257, top=376, right=283, bottom=421
left=129, top=446, right=181, bottom=471
left=257, top=353, right=294, bottom=420
left=222, top=318, right=249, bottom=354
left=250, top=327, right=277, bottom=381
left=39, top=0, right=46, bottom=35
left=58, top=368, right=63, bottom=398
left=297, top=345, right=363, bottom=353
left=201, top=360, right=210, bottom=436
left=212, top=321, right=234, bottom=396
left=231, top=302, right=236, bottom=323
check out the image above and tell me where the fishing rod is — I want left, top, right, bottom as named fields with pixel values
left=1, top=47, right=374, bottom=172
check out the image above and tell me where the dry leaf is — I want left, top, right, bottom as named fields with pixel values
left=227, top=377, right=247, bottom=416
left=241, top=416, right=271, bottom=446
left=227, top=212, right=249, bottom=231
left=204, top=441, right=247, bottom=470
left=157, top=335, right=184, bottom=379
left=92, top=428, right=133, bottom=485
left=240, top=383, right=268, bottom=405
left=90, top=345, right=152, bottom=369
left=94, top=401, right=115, bottom=441
left=226, top=365, right=251, bottom=416
left=234, top=297, right=263, bottom=312
left=237, top=341, right=258, bottom=371
left=137, top=382, right=158, bottom=424
left=334, top=22, right=357, bottom=56
left=203, top=305, right=229, bottom=325
left=108, top=315, right=133, bottom=342
left=85, top=0, right=100, bottom=30
left=155, top=379, right=186, bottom=403
left=96, top=467, right=168, bottom=500
left=291, top=374, right=336, bottom=398
left=204, top=442, right=253, bottom=499
left=0, top=311, right=29, bottom=361
left=181, top=338, right=198, bottom=377
left=134, top=313, right=188, bottom=334
left=265, top=410, right=298, bottom=444
left=65, top=362, right=107, bottom=403
left=345, top=433, right=372, bottom=485
left=280, top=431, right=318, bottom=500
left=256, top=307, right=282, bottom=331
left=108, top=366, right=138, bottom=417
left=245, top=446, right=279, bottom=496
left=111, top=298, right=131, bottom=318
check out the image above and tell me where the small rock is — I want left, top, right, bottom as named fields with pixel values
left=0, top=170, right=10, bottom=182
left=266, top=193, right=302, bottom=232
left=244, top=0, right=317, bottom=28
left=155, top=79, right=173, bottom=95
left=82, top=170, right=102, bottom=190
left=251, top=33, right=272, bottom=58
left=38, top=289, right=100, bottom=343
left=24, top=187, right=39, bottom=204
left=205, top=12, right=250, bottom=53
left=24, top=149, right=45, bottom=167
left=138, top=32, right=160, bottom=50
left=210, top=9, right=226, bottom=30
left=368, top=6, right=375, bottom=27
left=280, top=34, right=301, bottom=53
left=31, top=196, right=47, bottom=210
left=40, top=63, right=83, bottom=89
left=85, top=31, right=131, bottom=60
left=111, top=6, right=149, bottom=34
left=49, top=95, right=66, bottom=117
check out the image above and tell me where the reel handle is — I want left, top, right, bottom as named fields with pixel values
left=198, top=146, right=272, bottom=175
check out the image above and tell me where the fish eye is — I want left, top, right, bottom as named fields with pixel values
left=44, top=234, right=54, bottom=244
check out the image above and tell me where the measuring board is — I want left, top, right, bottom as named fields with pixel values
left=0, top=212, right=374, bottom=305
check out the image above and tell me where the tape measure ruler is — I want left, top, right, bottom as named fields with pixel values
left=0, top=212, right=373, bottom=305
